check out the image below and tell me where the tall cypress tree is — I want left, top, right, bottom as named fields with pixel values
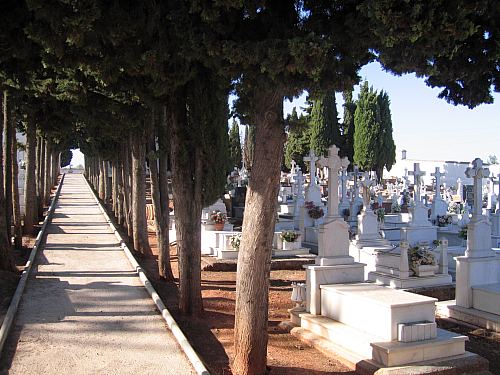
left=341, top=90, right=356, bottom=168
left=376, top=90, right=396, bottom=179
left=353, top=82, right=380, bottom=172
left=284, top=107, right=310, bottom=170
left=228, top=118, right=242, bottom=169
left=243, top=124, right=255, bottom=170
left=309, top=92, right=341, bottom=157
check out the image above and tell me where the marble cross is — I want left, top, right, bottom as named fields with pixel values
left=351, top=165, right=363, bottom=201
left=465, top=158, right=490, bottom=218
left=431, top=167, right=445, bottom=200
left=409, top=163, right=425, bottom=203
left=318, top=145, right=349, bottom=217
left=304, top=150, right=319, bottom=186
left=360, top=172, right=375, bottom=209
left=339, top=167, right=349, bottom=203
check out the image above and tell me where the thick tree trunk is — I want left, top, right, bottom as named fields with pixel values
left=169, top=96, right=203, bottom=315
left=11, top=117, right=22, bottom=249
left=24, top=116, right=38, bottom=235
left=148, top=109, right=173, bottom=280
left=98, top=158, right=106, bottom=201
left=37, top=137, right=45, bottom=216
left=43, top=139, right=52, bottom=206
left=36, top=135, right=42, bottom=204
left=122, top=144, right=133, bottom=239
left=131, top=132, right=150, bottom=253
left=233, top=90, right=285, bottom=375
left=3, top=90, right=12, bottom=241
left=104, top=161, right=111, bottom=205
left=51, top=150, right=59, bottom=185
left=0, top=91, right=15, bottom=271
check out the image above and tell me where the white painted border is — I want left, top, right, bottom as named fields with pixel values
left=0, top=174, right=66, bottom=357
left=83, top=175, right=210, bottom=375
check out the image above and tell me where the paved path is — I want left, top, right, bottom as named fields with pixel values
left=1, top=174, right=194, bottom=375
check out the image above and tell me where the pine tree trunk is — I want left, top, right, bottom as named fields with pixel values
left=115, top=160, right=124, bottom=225
left=51, top=150, right=59, bottom=185
left=233, top=90, right=285, bottom=375
left=3, top=90, right=12, bottom=241
left=104, top=161, right=111, bottom=205
left=0, top=91, right=15, bottom=271
left=122, top=144, right=133, bottom=239
left=37, top=137, right=46, bottom=217
left=111, top=161, right=118, bottom=216
left=131, top=131, right=150, bottom=253
left=36, top=135, right=42, bottom=203
left=98, top=158, right=106, bottom=201
left=43, top=139, right=52, bottom=206
left=24, top=116, right=38, bottom=235
left=169, top=96, right=203, bottom=315
left=147, top=110, right=173, bottom=280
left=10, top=111, right=22, bottom=248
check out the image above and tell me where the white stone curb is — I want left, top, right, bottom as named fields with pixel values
left=83, top=176, right=210, bottom=375
left=0, top=173, right=66, bottom=358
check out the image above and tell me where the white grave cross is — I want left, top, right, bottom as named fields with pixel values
left=409, top=163, right=425, bottom=203
left=431, top=167, right=445, bottom=201
left=304, top=150, right=319, bottom=186
left=465, top=158, right=490, bottom=218
left=318, top=145, right=349, bottom=217
left=360, top=172, right=375, bottom=209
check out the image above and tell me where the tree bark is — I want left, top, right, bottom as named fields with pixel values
left=0, top=91, right=14, bottom=271
left=3, top=90, right=12, bottom=241
left=104, top=161, right=111, bottom=205
left=115, top=160, right=124, bottom=225
left=169, top=94, right=203, bottom=315
left=122, top=143, right=133, bottom=239
left=111, top=161, right=118, bottom=216
left=24, top=115, right=38, bottom=235
left=233, top=90, right=285, bottom=375
left=43, top=139, right=52, bottom=206
left=37, top=136, right=45, bottom=217
left=131, top=131, right=150, bottom=253
left=10, top=110, right=22, bottom=248
left=148, top=107, right=174, bottom=280
left=98, top=158, right=106, bottom=201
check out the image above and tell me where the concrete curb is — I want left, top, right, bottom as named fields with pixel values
left=83, top=175, right=210, bottom=375
left=0, top=173, right=66, bottom=358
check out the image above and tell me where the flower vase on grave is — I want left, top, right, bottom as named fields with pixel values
left=214, top=222, right=225, bottom=231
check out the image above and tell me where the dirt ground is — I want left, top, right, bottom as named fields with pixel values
left=137, top=230, right=500, bottom=375
left=1, top=222, right=499, bottom=374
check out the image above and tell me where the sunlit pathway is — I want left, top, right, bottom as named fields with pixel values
left=1, top=173, right=194, bottom=375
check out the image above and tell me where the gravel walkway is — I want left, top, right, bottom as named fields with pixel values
left=1, top=174, right=195, bottom=375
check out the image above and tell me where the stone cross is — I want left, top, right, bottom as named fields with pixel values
left=431, top=167, right=445, bottom=200
left=409, top=163, right=425, bottom=203
left=339, top=167, right=349, bottom=204
left=318, top=145, right=349, bottom=217
left=360, top=172, right=375, bottom=209
left=304, top=150, right=319, bottom=186
left=351, top=165, right=363, bottom=202
left=465, top=158, right=490, bottom=218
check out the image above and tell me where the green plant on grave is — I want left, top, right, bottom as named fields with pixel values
left=391, top=201, right=401, bottom=213
left=375, top=208, right=385, bottom=222
left=458, top=226, right=468, bottom=240
left=280, top=230, right=300, bottom=243
left=230, top=234, right=242, bottom=250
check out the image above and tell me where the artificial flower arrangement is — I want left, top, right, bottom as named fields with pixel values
left=408, top=245, right=436, bottom=273
left=391, top=201, right=401, bottom=213
left=280, top=230, right=300, bottom=243
left=230, top=233, right=242, bottom=249
left=448, top=202, right=462, bottom=214
left=436, top=214, right=453, bottom=227
left=305, top=201, right=324, bottom=219
left=210, top=210, right=226, bottom=223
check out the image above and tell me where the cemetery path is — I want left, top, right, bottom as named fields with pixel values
left=0, top=173, right=194, bottom=375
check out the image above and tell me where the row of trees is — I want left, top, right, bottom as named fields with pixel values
left=283, top=82, right=396, bottom=180
left=1, top=1, right=498, bottom=374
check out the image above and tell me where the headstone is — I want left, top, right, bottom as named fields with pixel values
left=455, top=158, right=500, bottom=314
left=456, top=178, right=463, bottom=202
left=304, top=150, right=322, bottom=206
left=431, top=167, right=448, bottom=220
left=408, top=163, right=431, bottom=227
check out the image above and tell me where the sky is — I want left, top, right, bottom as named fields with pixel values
left=71, top=61, right=499, bottom=167
left=285, top=62, right=500, bottom=163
